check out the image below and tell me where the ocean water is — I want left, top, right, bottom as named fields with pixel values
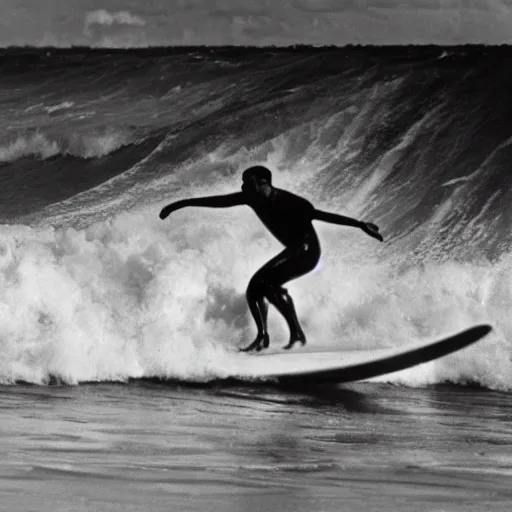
left=2, top=383, right=512, bottom=512
left=1, top=46, right=512, bottom=511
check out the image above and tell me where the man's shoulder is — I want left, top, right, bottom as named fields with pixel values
left=274, top=188, right=313, bottom=208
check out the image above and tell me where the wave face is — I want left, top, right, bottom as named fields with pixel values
left=1, top=46, right=511, bottom=389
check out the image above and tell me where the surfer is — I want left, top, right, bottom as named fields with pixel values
left=159, top=166, right=383, bottom=352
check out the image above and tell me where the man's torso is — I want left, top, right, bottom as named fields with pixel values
left=247, top=188, right=318, bottom=248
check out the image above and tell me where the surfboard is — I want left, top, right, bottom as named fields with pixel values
left=232, top=323, right=492, bottom=384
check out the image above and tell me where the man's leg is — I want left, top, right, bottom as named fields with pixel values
left=264, top=244, right=320, bottom=349
left=240, top=249, right=292, bottom=352
left=265, top=286, right=306, bottom=350
left=240, top=277, right=269, bottom=352
left=241, top=247, right=316, bottom=352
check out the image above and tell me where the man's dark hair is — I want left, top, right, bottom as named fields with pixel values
left=242, top=166, right=272, bottom=184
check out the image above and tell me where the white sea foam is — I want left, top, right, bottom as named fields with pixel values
left=0, top=132, right=60, bottom=161
left=0, top=196, right=507, bottom=388
left=0, top=127, right=139, bottom=162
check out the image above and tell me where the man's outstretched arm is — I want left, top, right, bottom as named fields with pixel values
left=313, top=208, right=384, bottom=242
left=159, top=192, right=244, bottom=220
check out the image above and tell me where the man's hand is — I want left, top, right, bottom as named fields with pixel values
left=360, top=222, right=383, bottom=242
left=159, top=204, right=174, bottom=220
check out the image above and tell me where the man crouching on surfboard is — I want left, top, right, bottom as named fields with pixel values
left=159, top=166, right=383, bottom=352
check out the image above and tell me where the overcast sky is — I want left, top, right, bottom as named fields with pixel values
left=1, top=0, right=511, bottom=46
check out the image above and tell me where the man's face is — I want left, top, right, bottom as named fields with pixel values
left=242, top=175, right=271, bottom=197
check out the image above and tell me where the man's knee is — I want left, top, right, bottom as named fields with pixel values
left=278, top=286, right=291, bottom=304
left=268, top=285, right=292, bottom=306
left=246, top=276, right=280, bottom=300
left=264, top=283, right=289, bottom=305
left=246, top=276, right=266, bottom=299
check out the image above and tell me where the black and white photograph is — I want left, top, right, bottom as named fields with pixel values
left=0, top=1, right=511, bottom=511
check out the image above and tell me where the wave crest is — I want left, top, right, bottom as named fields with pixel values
left=0, top=126, right=142, bottom=162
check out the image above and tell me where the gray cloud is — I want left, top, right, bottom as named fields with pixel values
left=236, top=17, right=287, bottom=38
left=292, top=0, right=491, bottom=12
left=208, top=0, right=272, bottom=18
left=292, top=0, right=365, bottom=13
left=85, top=9, right=146, bottom=28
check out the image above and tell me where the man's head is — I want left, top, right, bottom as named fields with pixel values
left=241, top=166, right=273, bottom=198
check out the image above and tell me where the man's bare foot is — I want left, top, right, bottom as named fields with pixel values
left=240, top=333, right=270, bottom=352
left=283, top=332, right=306, bottom=350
